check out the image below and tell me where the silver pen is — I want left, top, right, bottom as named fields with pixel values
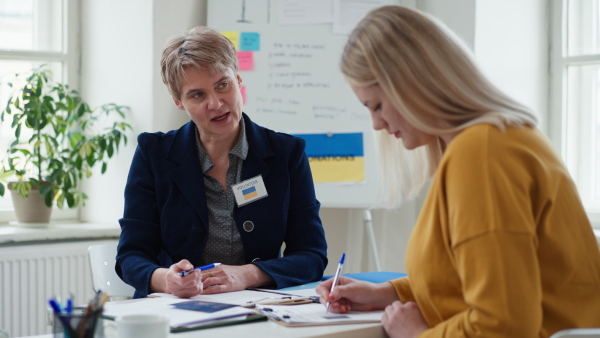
left=326, top=252, right=346, bottom=314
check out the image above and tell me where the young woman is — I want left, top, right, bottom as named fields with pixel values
left=316, top=6, right=600, bottom=338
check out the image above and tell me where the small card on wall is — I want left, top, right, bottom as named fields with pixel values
left=237, top=51, right=254, bottom=71
left=221, top=31, right=239, bottom=50
left=240, top=32, right=260, bottom=51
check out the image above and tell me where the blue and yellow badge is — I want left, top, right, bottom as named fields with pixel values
left=232, top=175, right=268, bottom=207
left=292, top=133, right=365, bottom=183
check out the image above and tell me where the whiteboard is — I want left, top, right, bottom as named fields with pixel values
left=207, top=0, right=390, bottom=208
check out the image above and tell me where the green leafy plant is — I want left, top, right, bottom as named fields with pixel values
left=0, top=65, right=131, bottom=208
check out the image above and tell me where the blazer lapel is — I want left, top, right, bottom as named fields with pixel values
left=168, top=122, right=209, bottom=227
left=241, top=113, right=274, bottom=180
left=165, top=115, right=273, bottom=227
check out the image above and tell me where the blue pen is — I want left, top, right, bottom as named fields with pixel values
left=65, top=296, right=73, bottom=314
left=179, top=262, right=221, bottom=277
left=48, top=298, right=63, bottom=314
left=326, top=253, right=345, bottom=314
left=49, top=298, right=76, bottom=338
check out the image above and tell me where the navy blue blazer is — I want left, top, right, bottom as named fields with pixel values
left=116, top=113, right=328, bottom=298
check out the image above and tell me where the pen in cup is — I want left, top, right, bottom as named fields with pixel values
left=326, top=252, right=345, bottom=314
left=179, top=262, right=221, bottom=277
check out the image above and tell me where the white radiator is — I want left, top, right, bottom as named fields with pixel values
left=0, top=239, right=116, bottom=337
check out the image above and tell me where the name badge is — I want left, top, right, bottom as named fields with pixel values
left=232, top=175, right=268, bottom=207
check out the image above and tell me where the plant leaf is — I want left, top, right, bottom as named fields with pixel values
left=44, top=190, right=53, bottom=207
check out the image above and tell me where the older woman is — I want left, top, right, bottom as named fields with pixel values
left=316, top=5, right=600, bottom=338
left=117, top=26, right=327, bottom=298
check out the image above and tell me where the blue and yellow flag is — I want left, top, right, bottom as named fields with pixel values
left=242, top=186, right=258, bottom=200
left=293, top=133, right=365, bottom=183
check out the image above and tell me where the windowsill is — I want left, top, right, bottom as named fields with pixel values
left=0, top=206, right=79, bottom=224
left=0, top=221, right=120, bottom=245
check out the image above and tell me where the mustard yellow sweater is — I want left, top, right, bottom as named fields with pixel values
left=391, top=125, right=600, bottom=337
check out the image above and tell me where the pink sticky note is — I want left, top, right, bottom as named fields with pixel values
left=241, top=85, right=246, bottom=105
left=237, top=51, right=254, bottom=71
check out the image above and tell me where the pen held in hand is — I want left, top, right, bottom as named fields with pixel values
left=326, top=252, right=346, bottom=314
left=179, top=262, right=221, bottom=277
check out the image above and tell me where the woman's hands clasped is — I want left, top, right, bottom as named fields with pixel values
left=161, top=260, right=273, bottom=297
left=198, top=264, right=264, bottom=295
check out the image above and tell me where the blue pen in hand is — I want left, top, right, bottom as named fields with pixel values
left=179, top=262, right=221, bottom=277
left=326, top=253, right=345, bottom=314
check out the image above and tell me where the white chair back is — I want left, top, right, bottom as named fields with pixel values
left=550, top=329, right=600, bottom=338
left=88, top=242, right=135, bottom=300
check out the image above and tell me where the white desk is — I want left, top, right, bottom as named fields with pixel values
left=28, top=319, right=385, bottom=338
left=165, top=320, right=385, bottom=338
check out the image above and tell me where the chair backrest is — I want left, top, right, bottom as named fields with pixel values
left=88, top=242, right=135, bottom=300
left=550, top=329, right=600, bottom=338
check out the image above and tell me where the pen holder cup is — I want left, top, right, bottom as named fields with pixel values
left=53, top=308, right=104, bottom=338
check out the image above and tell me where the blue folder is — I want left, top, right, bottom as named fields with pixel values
left=279, top=271, right=407, bottom=291
left=322, top=271, right=407, bottom=283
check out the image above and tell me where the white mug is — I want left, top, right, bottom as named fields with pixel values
left=116, top=314, right=170, bottom=338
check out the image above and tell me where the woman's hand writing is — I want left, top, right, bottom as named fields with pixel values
left=315, top=276, right=399, bottom=313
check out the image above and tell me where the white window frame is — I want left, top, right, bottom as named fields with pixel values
left=0, top=0, right=80, bottom=223
left=550, top=0, right=600, bottom=228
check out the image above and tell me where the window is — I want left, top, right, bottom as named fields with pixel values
left=551, top=0, right=600, bottom=227
left=0, top=0, right=79, bottom=223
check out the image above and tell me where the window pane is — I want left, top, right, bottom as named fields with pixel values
left=0, top=0, right=63, bottom=52
left=566, top=0, right=600, bottom=56
left=0, top=60, right=62, bottom=210
left=564, top=64, right=600, bottom=211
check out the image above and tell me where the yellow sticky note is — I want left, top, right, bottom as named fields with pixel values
left=221, top=31, right=239, bottom=50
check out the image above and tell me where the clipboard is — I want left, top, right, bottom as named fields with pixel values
left=170, top=312, right=267, bottom=333
left=255, top=303, right=383, bottom=327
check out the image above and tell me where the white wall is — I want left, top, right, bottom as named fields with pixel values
left=78, top=0, right=549, bottom=276
left=79, top=0, right=206, bottom=223
left=474, top=0, right=549, bottom=131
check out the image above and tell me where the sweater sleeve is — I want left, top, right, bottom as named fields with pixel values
left=389, top=277, right=415, bottom=303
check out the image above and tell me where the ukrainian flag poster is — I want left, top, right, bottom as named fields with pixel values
left=293, top=132, right=365, bottom=183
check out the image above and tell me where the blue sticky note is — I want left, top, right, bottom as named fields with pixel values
left=240, top=32, right=260, bottom=51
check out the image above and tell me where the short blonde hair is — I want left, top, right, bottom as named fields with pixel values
left=161, top=26, right=238, bottom=100
left=342, top=6, right=538, bottom=206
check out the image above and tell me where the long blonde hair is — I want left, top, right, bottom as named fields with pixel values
left=342, top=6, right=537, bottom=206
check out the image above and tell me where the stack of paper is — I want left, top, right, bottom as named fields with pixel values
left=103, top=297, right=255, bottom=329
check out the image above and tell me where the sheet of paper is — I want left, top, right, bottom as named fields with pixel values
left=333, top=0, right=391, bottom=35
left=279, top=0, right=333, bottom=25
left=148, top=289, right=300, bottom=306
left=256, top=303, right=383, bottom=325
left=103, top=297, right=254, bottom=328
left=264, top=288, right=319, bottom=297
